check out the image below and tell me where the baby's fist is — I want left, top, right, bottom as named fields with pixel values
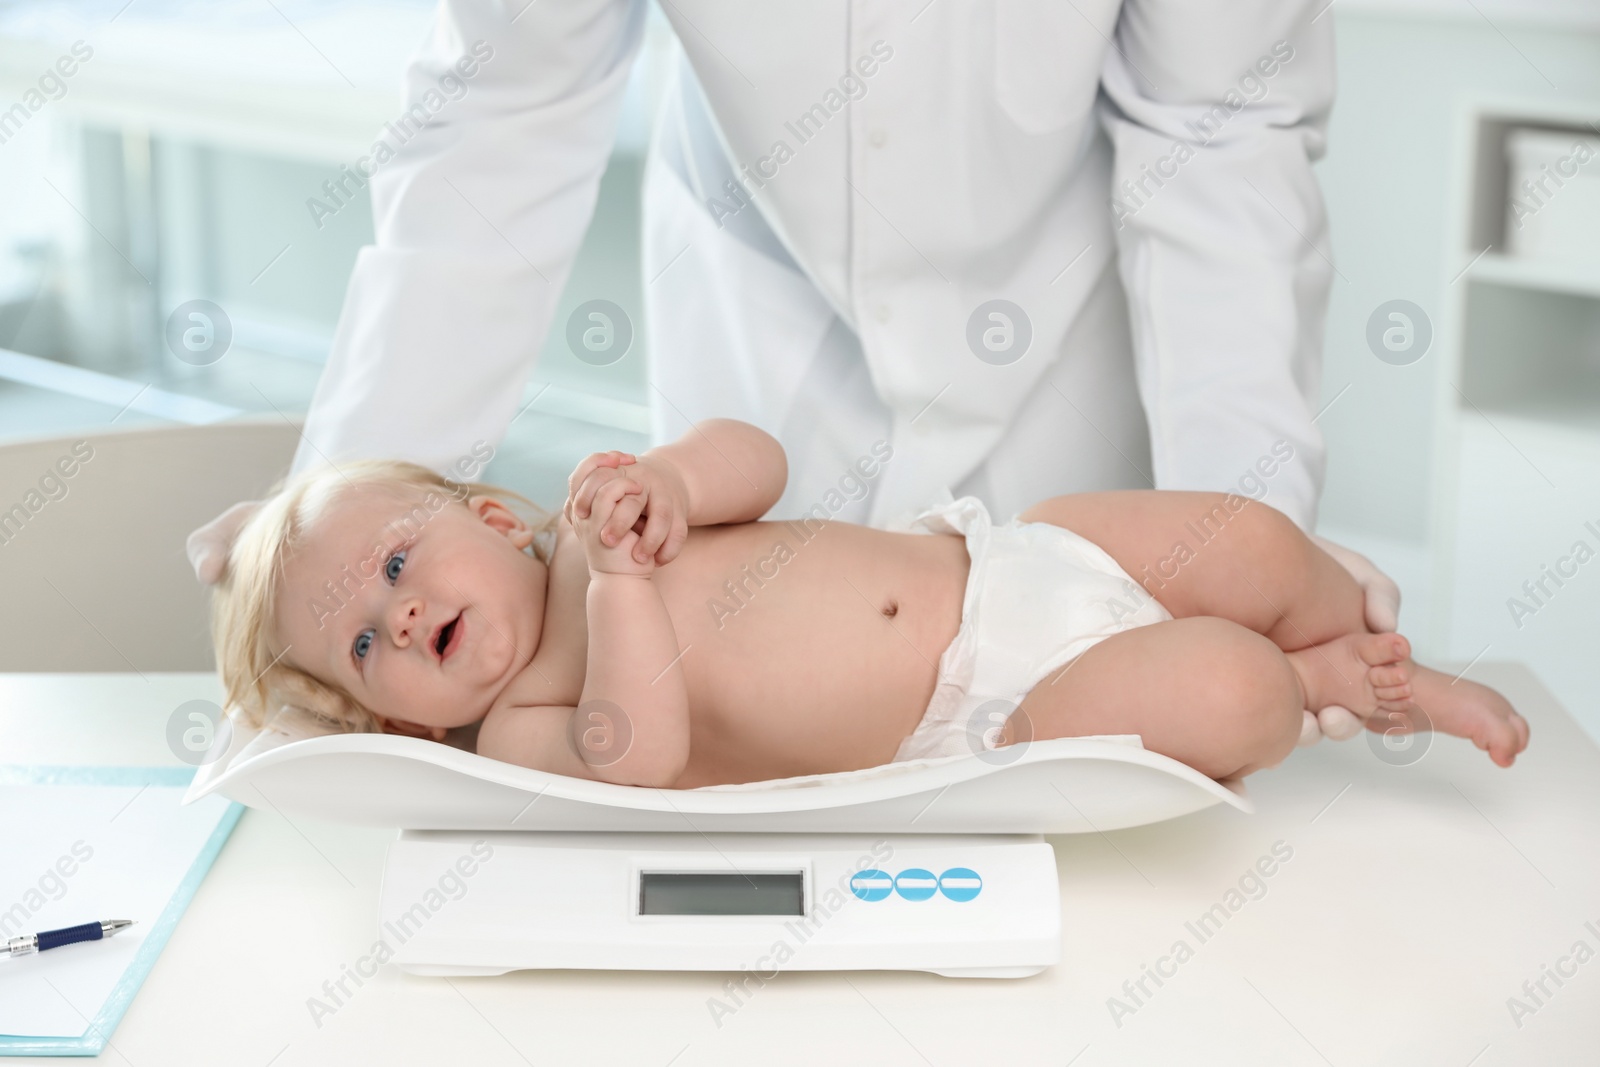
left=576, top=477, right=655, bottom=578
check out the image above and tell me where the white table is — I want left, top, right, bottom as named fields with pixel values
left=3, top=665, right=1597, bottom=1066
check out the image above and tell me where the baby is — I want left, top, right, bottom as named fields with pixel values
left=212, top=419, right=1527, bottom=788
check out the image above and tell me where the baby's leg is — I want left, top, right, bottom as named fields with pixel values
left=1005, top=616, right=1305, bottom=780
left=1017, top=491, right=1528, bottom=765
left=1018, top=491, right=1360, bottom=651
left=1019, top=491, right=1411, bottom=719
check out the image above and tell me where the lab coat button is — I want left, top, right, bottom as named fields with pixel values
left=869, top=128, right=888, bottom=148
left=873, top=303, right=891, bottom=323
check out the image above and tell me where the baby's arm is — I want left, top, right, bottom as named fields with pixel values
left=570, top=566, right=689, bottom=786
left=479, top=478, right=690, bottom=787
left=568, top=419, right=788, bottom=565
left=652, top=418, right=788, bottom=525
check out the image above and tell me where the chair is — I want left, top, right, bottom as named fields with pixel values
left=0, top=418, right=299, bottom=672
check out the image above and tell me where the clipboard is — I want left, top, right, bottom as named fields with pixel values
left=0, top=766, right=243, bottom=1057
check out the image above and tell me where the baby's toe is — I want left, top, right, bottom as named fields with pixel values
left=1501, top=711, right=1530, bottom=759
left=1477, top=713, right=1523, bottom=768
left=1357, top=632, right=1411, bottom=669
left=1369, top=662, right=1408, bottom=687
left=1479, top=691, right=1528, bottom=765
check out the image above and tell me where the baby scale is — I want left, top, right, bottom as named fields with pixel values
left=188, top=730, right=1249, bottom=979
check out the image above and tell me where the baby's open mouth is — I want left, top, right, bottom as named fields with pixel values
left=434, top=613, right=462, bottom=661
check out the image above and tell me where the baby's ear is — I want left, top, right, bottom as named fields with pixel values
left=467, top=494, right=534, bottom=550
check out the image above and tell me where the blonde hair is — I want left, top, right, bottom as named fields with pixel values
left=211, top=459, right=559, bottom=734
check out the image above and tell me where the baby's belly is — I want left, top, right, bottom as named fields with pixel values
left=651, top=520, right=969, bottom=787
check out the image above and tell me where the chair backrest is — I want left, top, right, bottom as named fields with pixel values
left=0, top=418, right=299, bottom=672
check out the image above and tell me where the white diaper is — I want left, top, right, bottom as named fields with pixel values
left=890, top=494, right=1173, bottom=762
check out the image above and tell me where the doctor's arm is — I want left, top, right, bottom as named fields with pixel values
left=1101, top=1, right=1397, bottom=632
left=189, top=0, right=648, bottom=582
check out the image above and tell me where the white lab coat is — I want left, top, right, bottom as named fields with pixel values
left=296, top=0, right=1335, bottom=530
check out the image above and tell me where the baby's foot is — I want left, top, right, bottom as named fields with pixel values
left=1286, top=632, right=1412, bottom=720
left=1367, top=665, right=1530, bottom=768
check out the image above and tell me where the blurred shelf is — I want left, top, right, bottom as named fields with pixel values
left=1467, top=252, right=1600, bottom=300
left=1453, top=395, right=1600, bottom=444
left=1432, top=94, right=1600, bottom=648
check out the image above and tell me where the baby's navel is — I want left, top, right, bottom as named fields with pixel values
left=882, top=600, right=899, bottom=619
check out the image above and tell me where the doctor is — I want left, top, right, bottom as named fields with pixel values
left=191, top=0, right=1399, bottom=712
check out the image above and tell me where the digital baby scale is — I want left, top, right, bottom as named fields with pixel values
left=187, top=726, right=1251, bottom=979
left=379, top=831, right=1061, bottom=978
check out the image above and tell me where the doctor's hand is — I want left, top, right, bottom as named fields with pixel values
left=573, top=476, right=656, bottom=578
left=1313, top=535, right=1401, bottom=634
left=565, top=450, right=691, bottom=567
left=1298, top=535, right=1403, bottom=747
left=186, top=499, right=262, bottom=584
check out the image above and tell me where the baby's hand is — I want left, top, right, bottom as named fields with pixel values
left=574, top=476, right=656, bottom=578
left=567, top=450, right=691, bottom=566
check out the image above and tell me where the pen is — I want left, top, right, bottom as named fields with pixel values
left=2, top=920, right=135, bottom=958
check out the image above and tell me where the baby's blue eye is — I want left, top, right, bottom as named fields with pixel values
left=385, top=550, right=406, bottom=583
left=354, top=629, right=375, bottom=662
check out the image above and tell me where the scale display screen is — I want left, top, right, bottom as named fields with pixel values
left=638, top=871, right=805, bottom=916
